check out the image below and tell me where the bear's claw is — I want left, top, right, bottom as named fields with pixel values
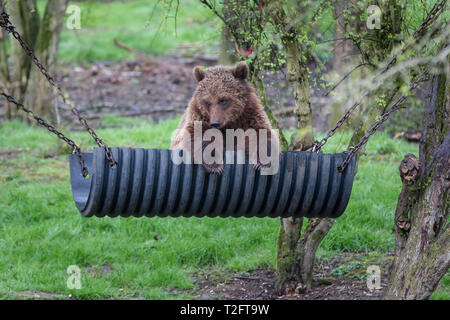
left=202, top=162, right=224, bottom=174
left=252, top=162, right=271, bottom=171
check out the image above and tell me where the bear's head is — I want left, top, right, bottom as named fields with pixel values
left=191, top=62, right=251, bottom=129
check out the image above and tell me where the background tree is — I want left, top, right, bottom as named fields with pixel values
left=0, top=0, right=68, bottom=123
left=218, top=0, right=243, bottom=65
left=328, top=0, right=364, bottom=127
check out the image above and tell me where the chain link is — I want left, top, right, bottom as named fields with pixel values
left=0, top=11, right=116, bottom=168
left=0, top=92, right=89, bottom=177
left=312, top=101, right=361, bottom=152
left=381, top=0, right=447, bottom=75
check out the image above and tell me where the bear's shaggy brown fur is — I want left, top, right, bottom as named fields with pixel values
left=171, top=61, right=279, bottom=173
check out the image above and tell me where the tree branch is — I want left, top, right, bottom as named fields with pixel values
left=257, top=77, right=289, bottom=150
left=324, top=63, right=370, bottom=97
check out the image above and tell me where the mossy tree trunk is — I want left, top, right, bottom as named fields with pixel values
left=269, top=1, right=333, bottom=294
left=383, top=67, right=449, bottom=300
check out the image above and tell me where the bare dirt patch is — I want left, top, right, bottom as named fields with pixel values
left=176, top=253, right=392, bottom=300
left=58, top=57, right=215, bottom=129
left=13, top=290, right=68, bottom=300
left=0, top=148, right=23, bottom=159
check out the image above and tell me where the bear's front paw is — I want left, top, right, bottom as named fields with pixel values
left=202, top=162, right=224, bottom=174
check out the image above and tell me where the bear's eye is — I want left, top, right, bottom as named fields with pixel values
left=219, top=99, right=228, bottom=107
left=204, top=102, right=211, bottom=109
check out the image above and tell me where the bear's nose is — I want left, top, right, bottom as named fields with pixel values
left=210, top=121, right=221, bottom=128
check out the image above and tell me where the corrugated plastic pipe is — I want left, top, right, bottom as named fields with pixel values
left=69, top=148, right=356, bottom=218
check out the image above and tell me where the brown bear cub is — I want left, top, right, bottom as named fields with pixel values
left=170, top=61, right=279, bottom=174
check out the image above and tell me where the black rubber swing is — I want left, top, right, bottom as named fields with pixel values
left=69, top=148, right=356, bottom=218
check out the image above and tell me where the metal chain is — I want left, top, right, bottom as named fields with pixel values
left=336, top=69, right=429, bottom=172
left=312, top=0, right=447, bottom=153
left=0, top=12, right=116, bottom=168
left=312, top=101, right=360, bottom=152
left=381, top=0, right=447, bottom=75
left=1, top=92, right=89, bottom=177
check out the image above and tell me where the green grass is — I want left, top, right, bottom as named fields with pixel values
left=0, top=118, right=448, bottom=299
left=430, top=274, right=450, bottom=300
left=52, top=0, right=221, bottom=62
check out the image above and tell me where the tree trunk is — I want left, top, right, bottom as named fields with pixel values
left=269, top=2, right=333, bottom=295
left=275, top=36, right=324, bottom=294
left=383, top=67, right=449, bottom=299
left=270, top=6, right=314, bottom=151
left=7, top=0, right=39, bottom=119
left=0, top=24, right=9, bottom=86
left=218, top=24, right=235, bottom=65
left=329, top=0, right=364, bottom=129
left=23, top=0, right=68, bottom=124
left=221, top=0, right=247, bottom=52
left=330, top=0, right=364, bottom=77
left=276, top=217, right=334, bottom=293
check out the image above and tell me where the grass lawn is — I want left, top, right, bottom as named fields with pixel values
left=50, top=0, right=221, bottom=62
left=0, top=117, right=448, bottom=299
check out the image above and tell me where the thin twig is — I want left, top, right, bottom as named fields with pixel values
left=324, top=63, right=369, bottom=97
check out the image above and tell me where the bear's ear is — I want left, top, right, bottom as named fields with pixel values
left=193, top=66, right=206, bottom=82
left=232, top=61, right=249, bottom=80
